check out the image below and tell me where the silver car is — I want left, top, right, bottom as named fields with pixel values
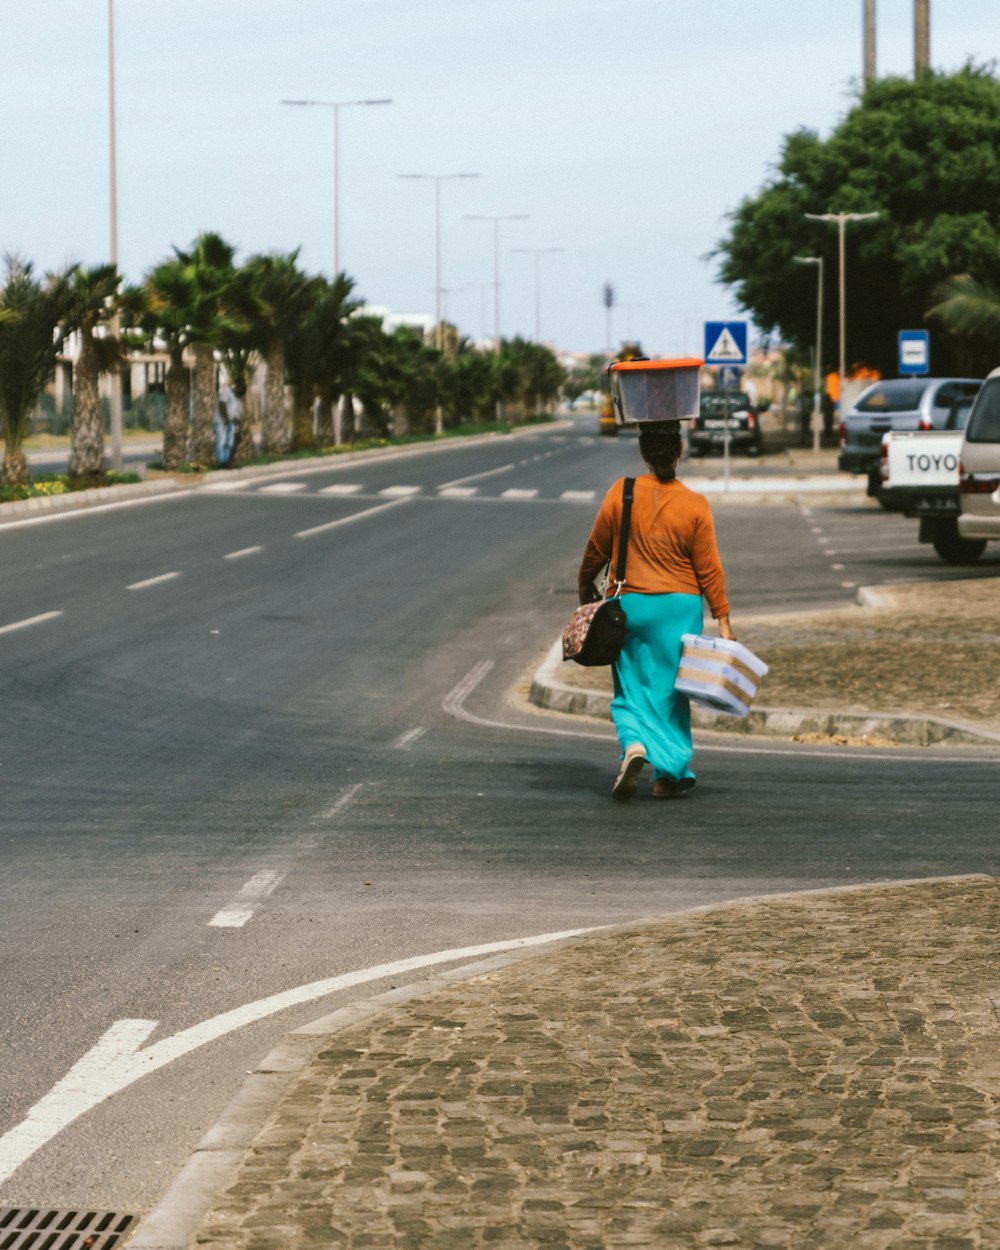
left=957, top=366, right=1000, bottom=555
left=838, top=376, right=982, bottom=494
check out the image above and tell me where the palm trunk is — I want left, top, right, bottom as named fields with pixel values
left=231, top=385, right=257, bottom=466
left=161, top=344, right=188, bottom=470
left=315, top=387, right=334, bottom=447
left=290, top=383, right=316, bottom=451
left=67, top=333, right=106, bottom=479
left=0, top=445, right=30, bottom=486
left=188, top=342, right=216, bottom=466
left=262, top=342, right=287, bottom=453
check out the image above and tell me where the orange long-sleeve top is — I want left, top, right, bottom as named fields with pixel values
left=578, top=474, right=731, bottom=620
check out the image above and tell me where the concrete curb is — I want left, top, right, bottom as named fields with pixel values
left=529, top=637, right=1000, bottom=747
left=0, top=477, right=181, bottom=523
left=129, top=873, right=992, bottom=1250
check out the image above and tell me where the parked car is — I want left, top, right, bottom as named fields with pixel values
left=688, top=392, right=763, bottom=457
left=838, top=376, right=982, bottom=495
left=878, top=393, right=983, bottom=561
left=957, top=365, right=1000, bottom=556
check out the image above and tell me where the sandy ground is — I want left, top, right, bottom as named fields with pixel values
left=557, top=578, right=1000, bottom=733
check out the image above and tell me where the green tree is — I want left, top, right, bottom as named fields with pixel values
left=0, top=257, right=66, bottom=486
left=283, top=273, right=359, bottom=451
left=926, top=273, right=1000, bottom=374
left=715, top=65, right=1000, bottom=376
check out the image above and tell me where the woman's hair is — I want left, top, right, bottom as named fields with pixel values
left=638, top=422, right=683, bottom=482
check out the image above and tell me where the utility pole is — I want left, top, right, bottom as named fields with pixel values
left=863, top=0, right=877, bottom=84
left=914, top=0, right=930, bottom=73
left=108, top=0, right=123, bottom=472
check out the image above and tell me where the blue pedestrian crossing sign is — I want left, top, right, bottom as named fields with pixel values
left=898, top=329, right=930, bottom=376
left=704, top=320, right=748, bottom=366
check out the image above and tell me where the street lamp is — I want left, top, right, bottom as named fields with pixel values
left=398, top=173, right=480, bottom=351
left=805, top=211, right=881, bottom=419
left=282, top=97, right=392, bottom=277
left=107, top=0, right=122, bottom=471
left=792, top=256, right=824, bottom=453
left=510, top=247, right=565, bottom=343
left=464, top=213, right=529, bottom=353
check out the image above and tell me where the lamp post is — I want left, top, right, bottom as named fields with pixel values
left=107, top=0, right=122, bottom=472
left=282, top=97, right=392, bottom=277
left=464, top=213, right=529, bottom=353
left=793, top=256, right=824, bottom=453
left=510, top=247, right=564, bottom=343
left=399, top=173, right=480, bottom=352
left=804, top=211, right=880, bottom=421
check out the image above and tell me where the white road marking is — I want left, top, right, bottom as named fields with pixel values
left=393, top=726, right=427, bottom=750
left=294, top=497, right=409, bottom=538
left=379, top=485, right=421, bottom=497
left=318, top=483, right=364, bottom=495
left=315, top=781, right=366, bottom=821
left=0, top=928, right=606, bottom=1183
left=126, top=572, right=181, bottom=591
left=825, top=544, right=920, bottom=556
left=831, top=562, right=845, bottom=571
left=501, top=488, right=539, bottom=500
left=224, top=546, right=263, bottom=560
left=0, top=490, right=197, bottom=530
left=438, top=486, right=479, bottom=498
left=259, top=482, right=308, bottom=494
left=437, top=462, right=515, bottom=489
left=203, top=479, right=247, bottom=492
left=208, top=869, right=286, bottom=928
left=560, top=490, right=596, bottom=502
left=841, top=581, right=858, bottom=588
left=0, top=610, right=64, bottom=637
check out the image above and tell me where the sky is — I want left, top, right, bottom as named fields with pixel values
left=4, top=1, right=1000, bottom=358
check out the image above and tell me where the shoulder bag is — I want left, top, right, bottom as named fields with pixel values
left=562, top=477, right=635, bottom=666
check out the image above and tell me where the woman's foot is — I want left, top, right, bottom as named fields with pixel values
left=652, top=776, right=696, bottom=799
left=612, top=744, right=646, bottom=800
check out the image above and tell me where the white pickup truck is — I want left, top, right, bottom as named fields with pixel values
left=878, top=395, right=987, bottom=563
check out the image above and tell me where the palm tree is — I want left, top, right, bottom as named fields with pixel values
left=60, top=263, right=127, bottom=480
left=0, top=256, right=66, bottom=486
left=240, top=252, right=315, bottom=454
left=284, top=273, right=360, bottom=451
left=927, top=274, right=1000, bottom=375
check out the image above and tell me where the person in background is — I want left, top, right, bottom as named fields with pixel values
left=577, top=421, right=735, bottom=801
left=213, top=381, right=245, bottom=468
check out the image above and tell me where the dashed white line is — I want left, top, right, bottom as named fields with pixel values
left=259, top=482, right=307, bottom=494
left=294, top=497, right=409, bottom=538
left=319, top=483, right=364, bottom=495
left=224, top=546, right=263, bottom=560
left=0, top=610, right=64, bottom=637
left=560, top=490, right=596, bottom=502
left=126, top=572, right=181, bottom=591
left=437, top=462, right=515, bottom=489
left=393, top=726, right=427, bottom=750
left=379, top=485, right=421, bottom=497
left=831, top=562, right=845, bottom=571
left=438, top=486, right=479, bottom=498
left=501, top=488, right=539, bottom=500
left=208, top=869, right=285, bottom=928
left=315, top=781, right=366, bottom=821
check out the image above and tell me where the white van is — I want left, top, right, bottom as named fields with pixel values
left=957, top=365, right=1000, bottom=553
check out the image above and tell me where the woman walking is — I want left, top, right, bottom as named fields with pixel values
left=577, top=421, right=735, bottom=800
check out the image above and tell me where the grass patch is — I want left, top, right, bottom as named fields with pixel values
left=0, top=470, right=142, bottom=503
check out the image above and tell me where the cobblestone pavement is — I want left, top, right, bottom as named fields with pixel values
left=192, top=878, right=1000, bottom=1250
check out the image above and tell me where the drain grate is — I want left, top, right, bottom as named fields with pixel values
left=0, top=1209, right=134, bottom=1250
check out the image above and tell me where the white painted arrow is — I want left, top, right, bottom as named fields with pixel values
left=0, top=927, right=604, bottom=1185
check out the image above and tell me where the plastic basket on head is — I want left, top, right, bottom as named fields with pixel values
left=606, top=357, right=704, bottom=425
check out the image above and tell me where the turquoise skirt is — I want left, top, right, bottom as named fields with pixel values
left=611, top=592, right=704, bottom=782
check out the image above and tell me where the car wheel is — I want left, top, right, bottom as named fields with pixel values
left=931, top=520, right=987, bottom=564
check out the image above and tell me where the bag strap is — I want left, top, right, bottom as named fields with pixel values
left=610, top=477, right=635, bottom=598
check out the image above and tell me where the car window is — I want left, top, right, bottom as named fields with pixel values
left=945, top=399, right=976, bottom=430
left=933, top=381, right=980, bottom=415
left=855, top=381, right=928, bottom=413
left=965, top=379, right=1000, bottom=442
left=700, top=394, right=750, bottom=415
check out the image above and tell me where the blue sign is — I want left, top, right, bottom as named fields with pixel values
left=717, top=365, right=743, bottom=390
left=898, top=330, right=930, bottom=376
left=704, top=321, right=748, bottom=367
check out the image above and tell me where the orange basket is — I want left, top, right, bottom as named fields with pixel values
left=606, top=357, right=703, bottom=425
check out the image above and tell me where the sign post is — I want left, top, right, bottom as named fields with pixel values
left=898, top=330, right=930, bottom=377
left=704, top=321, right=749, bottom=490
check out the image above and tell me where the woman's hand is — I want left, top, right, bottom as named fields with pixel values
left=579, top=584, right=602, bottom=605
left=717, top=615, right=737, bottom=641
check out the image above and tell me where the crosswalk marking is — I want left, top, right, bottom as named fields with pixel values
left=379, top=485, right=422, bottom=497
left=259, top=482, right=308, bottom=494
left=501, top=488, right=539, bottom=500
left=560, top=490, right=596, bottom=502
left=318, top=483, right=363, bottom=495
left=437, top=486, right=479, bottom=497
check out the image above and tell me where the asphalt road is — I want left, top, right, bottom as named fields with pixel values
left=2, top=414, right=998, bottom=1218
